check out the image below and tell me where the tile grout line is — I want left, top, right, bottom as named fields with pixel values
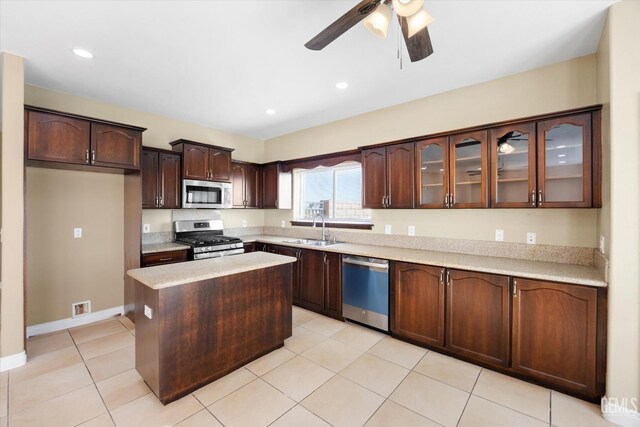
left=456, top=368, right=483, bottom=427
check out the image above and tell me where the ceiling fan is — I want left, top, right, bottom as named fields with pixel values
left=305, top=0, right=434, bottom=63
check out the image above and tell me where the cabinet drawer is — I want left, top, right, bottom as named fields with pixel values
left=142, top=250, right=188, bottom=267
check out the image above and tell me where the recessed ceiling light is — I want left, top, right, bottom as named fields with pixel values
left=336, top=82, right=349, bottom=90
left=559, top=160, right=567, bottom=164
left=558, top=154, right=566, bottom=158
left=556, top=145, right=566, bottom=149
left=265, top=109, right=276, bottom=115
left=72, top=48, right=94, bottom=59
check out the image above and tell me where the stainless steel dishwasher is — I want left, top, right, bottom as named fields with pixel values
left=341, top=255, right=390, bottom=332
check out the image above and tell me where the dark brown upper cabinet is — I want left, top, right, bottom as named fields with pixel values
left=536, top=114, right=592, bottom=208
left=25, top=107, right=143, bottom=171
left=261, top=162, right=292, bottom=209
left=362, top=142, right=414, bottom=209
left=170, top=139, right=233, bottom=182
left=231, top=161, right=261, bottom=208
left=415, top=137, right=449, bottom=208
left=490, top=123, right=537, bottom=208
left=449, top=131, right=489, bottom=208
left=142, top=148, right=181, bottom=209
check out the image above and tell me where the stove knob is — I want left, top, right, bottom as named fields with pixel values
left=208, top=246, right=213, bottom=251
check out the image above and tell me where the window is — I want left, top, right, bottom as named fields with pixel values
left=293, top=162, right=371, bottom=224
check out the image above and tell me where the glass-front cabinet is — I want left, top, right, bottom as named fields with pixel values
left=490, top=123, right=536, bottom=208
left=449, top=131, right=488, bottom=208
left=537, top=114, right=592, bottom=207
left=415, top=137, right=449, bottom=208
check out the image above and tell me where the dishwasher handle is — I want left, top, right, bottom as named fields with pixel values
left=342, top=257, right=389, bottom=270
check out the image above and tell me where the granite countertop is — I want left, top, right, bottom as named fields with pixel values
left=243, top=235, right=607, bottom=288
left=128, top=251, right=297, bottom=290
left=141, top=242, right=190, bottom=255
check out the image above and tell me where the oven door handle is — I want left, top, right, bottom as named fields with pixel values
left=342, top=257, right=389, bottom=270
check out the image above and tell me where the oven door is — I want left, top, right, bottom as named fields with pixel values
left=182, top=179, right=232, bottom=209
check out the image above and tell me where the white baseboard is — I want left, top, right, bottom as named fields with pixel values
left=603, top=401, right=640, bottom=427
left=26, top=306, right=125, bottom=338
left=0, top=351, right=26, bottom=372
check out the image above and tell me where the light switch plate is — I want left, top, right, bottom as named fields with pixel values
left=74, top=228, right=82, bottom=238
left=408, top=225, right=415, bottom=236
left=527, top=232, right=536, bottom=245
left=242, top=220, right=247, bottom=228
left=280, top=220, right=286, bottom=228
left=142, top=224, right=151, bottom=233
left=144, top=305, right=153, bottom=319
left=495, top=229, right=504, bottom=241
left=384, top=225, right=392, bottom=235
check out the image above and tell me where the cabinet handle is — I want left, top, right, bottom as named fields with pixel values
left=446, top=270, right=451, bottom=286
left=323, top=253, right=327, bottom=265
left=538, top=190, right=543, bottom=206
left=444, top=193, right=449, bottom=208
left=159, top=196, right=163, bottom=207
left=449, top=193, right=454, bottom=207
left=275, top=199, right=279, bottom=208
left=85, top=150, right=90, bottom=163
left=155, top=196, right=159, bottom=207
left=531, top=190, right=536, bottom=207
left=158, top=257, right=172, bottom=262
left=439, top=269, right=444, bottom=285
left=91, top=150, right=95, bottom=162
left=513, top=280, right=518, bottom=296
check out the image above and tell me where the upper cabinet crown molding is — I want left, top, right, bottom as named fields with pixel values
left=25, top=106, right=145, bottom=172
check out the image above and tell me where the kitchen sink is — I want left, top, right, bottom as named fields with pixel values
left=282, top=239, right=344, bottom=247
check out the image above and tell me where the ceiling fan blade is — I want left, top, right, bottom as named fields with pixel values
left=305, top=0, right=380, bottom=50
left=398, top=15, right=434, bottom=62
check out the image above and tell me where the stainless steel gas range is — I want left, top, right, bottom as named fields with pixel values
left=174, top=220, right=244, bottom=260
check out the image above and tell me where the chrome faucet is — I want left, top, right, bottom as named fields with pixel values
left=312, top=213, right=329, bottom=241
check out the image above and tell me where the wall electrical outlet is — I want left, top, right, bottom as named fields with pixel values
left=72, top=300, right=91, bottom=318
left=408, top=225, right=416, bottom=236
left=142, top=224, right=151, bottom=233
left=526, top=232, right=536, bottom=245
left=280, top=220, right=286, bottom=228
left=495, top=229, right=504, bottom=242
left=384, top=225, right=392, bottom=235
left=599, top=235, right=605, bottom=253
left=242, top=220, right=247, bottom=228
left=144, top=305, right=153, bottom=319
left=73, top=228, right=83, bottom=238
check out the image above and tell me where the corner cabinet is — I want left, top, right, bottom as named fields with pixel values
left=231, top=161, right=261, bottom=208
left=141, top=148, right=181, bottom=209
left=362, top=142, right=415, bottom=209
left=261, top=162, right=292, bottom=209
left=25, top=107, right=143, bottom=171
left=170, top=139, right=233, bottom=182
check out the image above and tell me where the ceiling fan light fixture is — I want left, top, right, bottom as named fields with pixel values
left=498, top=142, right=516, bottom=154
left=363, top=3, right=392, bottom=39
left=407, top=8, right=435, bottom=37
left=392, top=0, right=424, bottom=17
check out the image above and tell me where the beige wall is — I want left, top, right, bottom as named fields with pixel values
left=597, top=16, right=611, bottom=257
left=25, top=168, right=124, bottom=325
left=24, top=85, right=266, bottom=325
left=604, top=0, right=640, bottom=413
left=1, top=53, right=25, bottom=357
left=264, top=55, right=600, bottom=247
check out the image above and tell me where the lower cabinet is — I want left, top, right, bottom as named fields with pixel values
left=323, top=252, right=342, bottom=319
left=142, top=249, right=188, bottom=267
left=243, top=242, right=256, bottom=253
left=511, top=278, right=604, bottom=396
left=391, top=262, right=445, bottom=347
left=446, top=269, right=511, bottom=367
left=299, top=249, right=325, bottom=312
left=271, top=245, right=302, bottom=305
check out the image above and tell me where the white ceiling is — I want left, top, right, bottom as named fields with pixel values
left=0, top=0, right=616, bottom=140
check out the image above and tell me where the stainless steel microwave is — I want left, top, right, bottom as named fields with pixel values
left=182, top=179, right=232, bottom=209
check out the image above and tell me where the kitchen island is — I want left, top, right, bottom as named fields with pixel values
left=127, top=251, right=297, bottom=404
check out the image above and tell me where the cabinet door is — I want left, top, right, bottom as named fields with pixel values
left=210, top=149, right=232, bottom=182
left=231, top=163, right=246, bottom=208
left=386, top=143, right=415, bottom=208
left=141, top=150, right=159, bottom=208
left=245, top=164, right=261, bottom=208
left=274, top=246, right=301, bottom=304
left=243, top=242, right=256, bottom=253
left=392, top=262, right=445, bottom=347
left=415, top=137, right=449, bottom=208
left=324, top=252, right=342, bottom=319
left=490, top=123, right=536, bottom=208
left=362, top=147, right=387, bottom=208
left=158, top=152, right=181, bottom=209
left=27, top=111, right=91, bottom=165
left=91, top=123, right=141, bottom=170
left=446, top=269, right=510, bottom=366
left=512, top=278, right=598, bottom=395
left=141, top=250, right=188, bottom=267
left=262, top=163, right=279, bottom=208
left=299, top=249, right=325, bottom=312
left=182, top=143, right=210, bottom=180
left=449, top=131, right=488, bottom=208
left=537, top=114, right=592, bottom=207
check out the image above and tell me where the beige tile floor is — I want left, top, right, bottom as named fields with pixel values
left=0, top=307, right=616, bottom=427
